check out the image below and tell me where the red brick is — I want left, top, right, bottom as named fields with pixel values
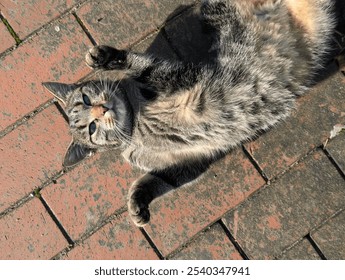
left=144, top=148, right=265, bottom=256
left=0, top=198, right=68, bottom=259
left=222, top=150, right=345, bottom=259
left=0, top=20, right=15, bottom=53
left=62, top=214, right=158, bottom=260
left=76, top=0, right=195, bottom=48
left=0, top=105, right=70, bottom=213
left=311, top=210, right=345, bottom=259
left=171, top=223, right=242, bottom=260
left=41, top=151, right=142, bottom=240
left=245, top=65, right=345, bottom=179
left=0, top=14, right=91, bottom=131
left=280, top=238, right=321, bottom=260
left=0, top=0, right=80, bottom=38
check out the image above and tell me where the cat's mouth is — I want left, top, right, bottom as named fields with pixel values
left=103, top=110, right=116, bottom=130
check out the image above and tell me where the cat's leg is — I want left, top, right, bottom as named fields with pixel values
left=128, top=159, right=211, bottom=226
left=86, top=45, right=204, bottom=94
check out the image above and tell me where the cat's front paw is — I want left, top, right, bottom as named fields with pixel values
left=128, top=186, right=151, bottom=227
left=85, top=45, right=126, bottom=70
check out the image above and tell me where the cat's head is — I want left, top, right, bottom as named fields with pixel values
left=43, top=80, right=133, bottom=167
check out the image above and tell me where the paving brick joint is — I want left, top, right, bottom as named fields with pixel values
left=0, top=0, right=344, bottom=260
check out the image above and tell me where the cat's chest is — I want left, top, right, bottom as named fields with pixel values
left=143, top=83, right=207, bottom=126
left=121, top=144, right=173, bottom=171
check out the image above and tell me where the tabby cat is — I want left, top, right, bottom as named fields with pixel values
left=43, top=0, right=335, bottom=226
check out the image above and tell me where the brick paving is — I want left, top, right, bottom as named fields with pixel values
left=0, top=0, right=344, bottom=260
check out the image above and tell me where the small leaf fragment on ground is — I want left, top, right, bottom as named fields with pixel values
left=330, top=124, right=345, bottom=139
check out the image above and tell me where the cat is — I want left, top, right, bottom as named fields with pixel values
left=43, top=0, right=335, bottom=226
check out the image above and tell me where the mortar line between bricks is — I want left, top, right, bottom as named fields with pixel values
left=0, top=99, right=55, bottom=139
left=0, top=169, right=65, bottom=219
left=309, top=208, right=345, bottom=236
left=262, top=145, right=321, bottom=185
left=322, top=146, right=345, bottom=180
left=0, top=0, right=91, bottom=60
left=241, top=145, right=269, bottom=183
left=218, top=219, right=250, bottom=260
left=0, top=195, right=34, bottom=220
left=0, top=12, right=21, bottom=44
left=39, top=195, right=75, bottom=245
left=53, top=101, right=69, bottom=123
left=139, top=228, right=165, bottom=260
left=276, top=208, right=345, bottom=259
left=72, top=12, right=97, bottom=46
left=305, top=234, right=327, bottom=260
left=51, top=206, right=127, bottom=259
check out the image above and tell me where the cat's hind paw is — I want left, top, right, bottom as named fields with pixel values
left=128, top=187, right=151, bottom=227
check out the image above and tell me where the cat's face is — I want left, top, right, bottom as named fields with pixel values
left=43, top=80, right=132, bottom=166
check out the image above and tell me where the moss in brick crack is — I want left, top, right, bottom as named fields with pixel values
left=33, top=188, right=41, bottom=198
left=0, top=14, right=22, bottom=45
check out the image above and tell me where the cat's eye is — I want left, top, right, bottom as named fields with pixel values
left=89, top=121, right=97, bottom=135
left=82, top=94, right=92, bottom=106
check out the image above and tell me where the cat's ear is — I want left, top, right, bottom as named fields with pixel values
left=63, top=141, right=94, bottom=167
left=42, top=82, right=78, bottom=105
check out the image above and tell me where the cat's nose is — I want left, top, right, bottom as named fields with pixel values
left=91, top=105, right=109, bottom=118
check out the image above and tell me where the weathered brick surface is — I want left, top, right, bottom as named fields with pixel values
left=1, top=0, right=344, bottom=262
left=41, top=151, right=142, bottom=240
left=62, top=214, right=158, bottom=260
left=76, top=0, right=195, bottom=48
left=0, top=0, right=80, bottom=38
left=0, top=20, right=15, bottom=53
left=0, top=105, right=70, bottom=213
left=326, top=134, right=345, bottom=175
left=222, top=150, right=345, bottom=259
left=245, top=67, right=345, bottom=179
left=144, top=148, right=265, bottom=256
left=0, top=14, right=91, bottom=131
left=170, top=223, right=242, bottom=260
left=0, top=198, right=68, bottom=259
left=280, top=238, right=321, bottom=260
left=311, top=210, right=345, bottom=259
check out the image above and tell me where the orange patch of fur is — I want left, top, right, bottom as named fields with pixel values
left=285, top=0, right=316, bottom=35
